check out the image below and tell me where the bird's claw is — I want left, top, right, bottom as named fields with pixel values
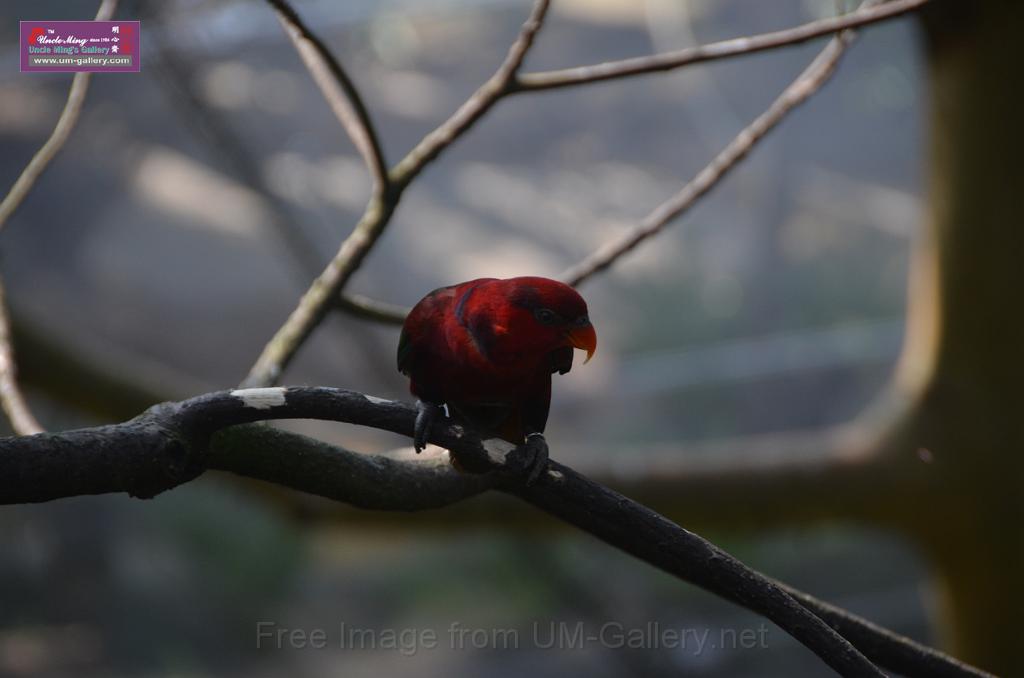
left=519, top=432, right=549, bottom=486
left=414, top=400, right=444, bottom=453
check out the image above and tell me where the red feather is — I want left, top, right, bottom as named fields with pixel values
left=398, top=277, right=596, bottom=443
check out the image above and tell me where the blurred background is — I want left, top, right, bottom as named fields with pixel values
left=0, top=0, right=931, bottom=676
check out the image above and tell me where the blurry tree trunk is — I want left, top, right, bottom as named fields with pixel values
left=906, top=1, right=1024, bottom=673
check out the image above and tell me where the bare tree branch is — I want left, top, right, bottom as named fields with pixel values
left=0, top=1, right=118, bottom=227
left=220, top=430, right=891, bottom=533
left=319, top=0, right=928, bottom=324
left=390, top=0, right=551, bottom=188
left=0, top=386, right=989, bottom=677
left=240, top=197, right=397, bottom=387
left=202, top=0, right=929, bottom=336
left=8, top=299, right=920, bottom=537
left=292, top=0, right=927, bottom=323
left=335, top=291, right=409, bottom=324
left=0, top=0, right=120, bottom=434
left=512, top=466, right=884, bottom=676
left=265, top=0, right=389, bottom=194
left=516, top=0, right=927, bottom=91
left=776, top=582, right=990, bottom=678
left=7, top=295, right=917, bottom=538
left=560, top=5, right=867, bottom=286
left=216, top=425, right=986, bottom=678
left=0, top=281, right=42, bottom=435
left=243, top=0, right=927, bottom=335
left=0, top=391, right=869, bottom=675
left=242, top=0, right=551, bottom=386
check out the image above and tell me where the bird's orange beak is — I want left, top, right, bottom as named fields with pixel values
left=567, top=323, right=597, bottom=364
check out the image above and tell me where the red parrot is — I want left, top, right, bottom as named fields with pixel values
left=397, top=276, right=597, bottom=482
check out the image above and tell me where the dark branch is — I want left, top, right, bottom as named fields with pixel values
left=505, top=461, right=882, bottom=676
left=0, top=387, right=988, bottom=677
left=777, top=583, right=991, bottom=678
left=210, top=424, right=489, bottom=511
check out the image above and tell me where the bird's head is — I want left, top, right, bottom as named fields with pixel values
left=489, top=277, right=597, bottom=371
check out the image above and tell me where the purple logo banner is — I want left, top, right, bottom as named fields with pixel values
left=20, top=20, right=140, bottom=73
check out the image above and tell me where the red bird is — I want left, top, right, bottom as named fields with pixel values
left=397, top=277, right=597, bottom=482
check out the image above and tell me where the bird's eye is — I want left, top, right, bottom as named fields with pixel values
left=534, top=308, right=558, bottom=325
left=574, top=314, right=590, bottom=326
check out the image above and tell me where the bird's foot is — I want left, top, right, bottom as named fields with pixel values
left=414, top=400, right=444, bottom=453
left=517, top=432, right=549, bottom=486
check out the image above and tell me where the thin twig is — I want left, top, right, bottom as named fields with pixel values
left=560, top=9, right=864, bottom=286
left=336, top=292, right=409, bottom=324
left=240, top=198, right=396, bottom=387
left=0, top=0, right=120, bottom=226
left=0, top=386, right=990, bottom=677
left=516, top=0, right=928, bottom=91
left=390, top=0, right=551, bottom=188
left=0, top=281, right=42, bottom=435
left=0, top=75, right=90, bottom=227
left=242, top=0, right=551, bottom=386
left=266, top=0, right=389, bottom=194
left=0, top=0, right=119, bottom=434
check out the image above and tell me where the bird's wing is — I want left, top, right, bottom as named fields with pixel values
left=397, top=284, right=456, bottom=375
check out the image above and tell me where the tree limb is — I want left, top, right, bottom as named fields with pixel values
left=510, top=461, right=884, bottom=676
left=389, top=0, right=551, bottom=188
left=560, top=4, right=868, bottom=286
left=3, top=387, right=886, bottom=674
left=203, top=0, right=926, bottom=335
left=257, top=0, right=928, bottom=326
left=334, top=291, right=409, bottom=324
left=515, top=0, right=928, bottom=91
left=0, top=0, right=120, bottom=434
left=241, top=0, right=551, bottom=386
left=6, top=306, right=911, bottom=535
left=241, top=197, right=397, bottom=387
left=0, top=386, right=989, bottom=677
left=242, top=0, right=405, bottom=389
left=265, top=0, right=389, bottom=194
left=329, top=0, right=928, bottom=321
left=777, top=582, right=990, bottom=678
left=0, top=0, right=119, bottom=228
left=0, top=281, right=41, bottom=434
